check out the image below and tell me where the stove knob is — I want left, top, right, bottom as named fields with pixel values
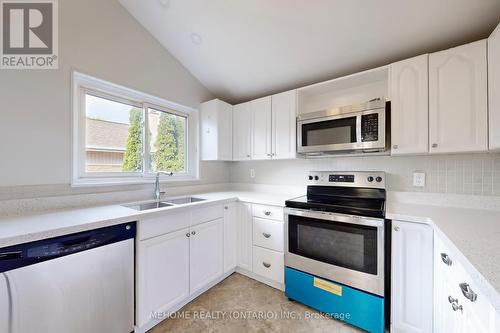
left=314, top=176, right=319, bottom=181
left=376, top=176, right=383, bottom=182
left=367, top=176, right=374, bottom=182
left=308, top=175, right=313, bottom=180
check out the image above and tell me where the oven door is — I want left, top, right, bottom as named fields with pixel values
left=285, top=208, right=385, bottom=296
left=297, top=109, right=386, bottom=154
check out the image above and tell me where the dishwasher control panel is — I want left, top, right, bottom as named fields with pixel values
left=0, top=222, right=136, bottom=273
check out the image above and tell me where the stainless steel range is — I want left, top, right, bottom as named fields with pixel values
left=284, top=171, right=389, bottom=333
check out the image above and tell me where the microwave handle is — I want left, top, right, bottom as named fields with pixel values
left=356, top=114, right=362, bottom=144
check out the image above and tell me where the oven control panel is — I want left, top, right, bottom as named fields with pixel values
left=329, top=174, right=354, bottom=183
left=307, top=171, right=385, bottom=189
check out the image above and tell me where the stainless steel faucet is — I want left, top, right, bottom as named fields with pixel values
left=154, top=171, right=173, bottom=200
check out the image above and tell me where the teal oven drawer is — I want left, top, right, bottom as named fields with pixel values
left=285, top=267, right=384, bottom=333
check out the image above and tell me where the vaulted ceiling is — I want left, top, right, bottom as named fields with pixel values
left=119, top=0, right=500, bottom=104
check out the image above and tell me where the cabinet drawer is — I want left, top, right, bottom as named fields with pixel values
left=252, top=218, right=284, bottom=252
left=252, top=246, right=284, bottom=284
left=191, top=204, right=223, bottom=226
left=252, top=204, right=283, bottom=221
left=139, top=210, right=190, bottom=240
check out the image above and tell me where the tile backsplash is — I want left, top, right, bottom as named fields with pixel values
left=229, top=153, right=500, bottom=196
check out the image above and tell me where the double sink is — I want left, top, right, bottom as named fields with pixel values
left=124, top=196, right=206, bottom=211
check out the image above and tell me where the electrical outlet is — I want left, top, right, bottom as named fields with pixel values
left=250, top=169, right=255, bottom=178
left=413, top=172, right=426, bottom=187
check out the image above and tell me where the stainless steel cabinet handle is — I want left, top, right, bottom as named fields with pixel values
left=262, top=232, right=271, bottom=238
left=264, top=211, right=271, bottom=216
left=246, top=155, right=251, bottom=158
left=451, top=303, right=463, bottom=312
left=262, top=262, right=271, bottom=268
left=394, top=226, right=400, bottom=232
left=224, top=206, right=228, bottom=210
left=448, top=296, right=458, bottom=304
left=393, top=144, right=398, bottom=149
left=459, top=283, right=477, bottom=302
left=432, top=143, right=438, bottom=148
left=191, top=231, right=196, bottom=236
left=186, top=233, right=190, bottom=238
left=441, top=253, right=452, bottom=266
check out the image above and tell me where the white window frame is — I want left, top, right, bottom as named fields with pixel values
left=71, top=71, right=199, bottom=187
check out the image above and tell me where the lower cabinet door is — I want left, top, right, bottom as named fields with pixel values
left=237, top=203, right=253, bottom=271
left=391, top=220, right=433, bottom=333
left=223, top=202, right=238, bottom=274
left=434, top=267, right=464, bottom=333
left=137, top=228, right=190, bottom=328
left=190, top=218, right=224, bottom=295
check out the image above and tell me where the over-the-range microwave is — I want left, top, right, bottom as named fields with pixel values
left=297, top=99, right=390, bottom=156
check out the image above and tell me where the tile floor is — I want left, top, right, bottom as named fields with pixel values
left=149, top=273, right=363, bottom=333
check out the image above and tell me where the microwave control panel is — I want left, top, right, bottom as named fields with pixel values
left=361, top=113, right=379, bottom=142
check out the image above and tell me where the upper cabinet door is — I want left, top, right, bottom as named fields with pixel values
left=232, top=102, right=252, bottom=160
left=272, top=90, right=297, bottom=159
left=251, top=96, right=272, bottom=160
left=218, top=101, right=233, bottom=160
left=429, top=40, right=488, bottom=154
left=390, top=55, right=429, bottom=155
left=489, top=23, right=500, bottom=151
left=200, top=99, right=233, bottom=161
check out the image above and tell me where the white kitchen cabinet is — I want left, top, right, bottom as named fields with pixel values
left=489, top=23, right=500, bottom=151
left=189, top=218, right=224, bottom=295
left=200, top=99, right=233, bottom=161
left=137, top=228, right=190, bottom=328
left=223, top=202, right=237, bottom=274
left=434, top=266, right=463, bottom=333
left=252, top=246, right=284, bottom=284
left=252, top=218, right=284, bottom=252
left=391, top=220, right=433, bottom=333
left=251, top=96, right=273, bottom=160
left=237, top=202, right=253, bottom=271
left=434, top=233, right=499, bottom=333
left=389, top=55, right=429, bottom=155
left=232, top=102, right=252, bottom=160
left=272, top=90, right=297, bottom=159
left=429, top=40, right=488, bottom=153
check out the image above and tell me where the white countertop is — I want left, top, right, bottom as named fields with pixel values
left=1, top=189, right=499, bottom=309
left=0, top=190, right=295, bottom=248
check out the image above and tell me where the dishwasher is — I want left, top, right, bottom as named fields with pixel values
left=0, top=222, right=136, bottom=333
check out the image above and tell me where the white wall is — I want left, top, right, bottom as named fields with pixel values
left=230, top=153, right=500, bottom=196
left=0, top=0, right=228, bottom=187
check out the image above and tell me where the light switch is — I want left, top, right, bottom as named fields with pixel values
left=413, top=172, right=426, bottom=187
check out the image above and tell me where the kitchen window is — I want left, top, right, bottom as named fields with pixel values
left=72, top=71, right=198, bottom=186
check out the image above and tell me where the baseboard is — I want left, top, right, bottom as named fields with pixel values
left=236, top=267, right=284, bottom=291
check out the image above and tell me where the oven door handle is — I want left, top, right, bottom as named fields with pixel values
left=284, top=208, right=384, bottom=228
